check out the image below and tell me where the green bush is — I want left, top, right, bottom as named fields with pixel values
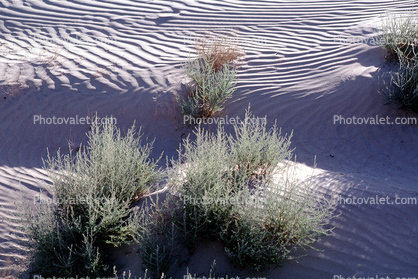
left=20, top=118, right=160, bottom=276
left=380, top=12, right=418, bottom=61
left=384, top=55, right=418, bottom=112
left=195, top=31, right=242, bottom=72
left=230, top=108, right=292, bottom=181
left=22, top=201, right=107, bottom=276
left=165, top=108, right=337, bottom=271
left=169, top=126, right=235, bottom=244
left=379, top=12, right=418, bottom=112
left=177, top=52, right=237, bottom=120
left=19, top=110, right=337, bottom=276
left=135, top=196, right=177, bottom=279
left=220, top=175, right=336, bottom=271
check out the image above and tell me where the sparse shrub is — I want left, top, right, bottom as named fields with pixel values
left=0, top=80, right=27, bottom=99
left=195, top=32, right=241, bottom=72
left=135, top=196, right=177, bottom=279
left=20, top=118, right=160, bottom=276
left=165, top=108, right=337, bottom=271
left=177, top=32, right=241, bottom=120
left=178, top=55, right=237, bottom=119
left=379, top=12, right=418, bottom=112
left=384, top=54, right=418, bottom=112
left=168, top=124, right=236, bottom=244
left=22, top=201, right=107, bottom=276
left=220, top=174, right=336, bottom=271
left=230, top=108, right=292, bottom=181
left=380, top=11, right=418, bottom=62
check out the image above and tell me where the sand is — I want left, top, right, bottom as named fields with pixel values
left=0, top=0, right=417, bottom=278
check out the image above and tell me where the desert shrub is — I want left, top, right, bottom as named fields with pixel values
left=178, top=55, right=237, bottom=119
left=380, top=11, right=418, bottom=62
left=135, top=196, right=177, bottom=279
left=22, top=201, right=107, bottom=276
left=20, top=118, right=160, bottom=276
left=384, top=55, right=418, bottom=112
left=220, top=174, right=336, bottom=271
left=195, top=32, right=241, bottom=72
left=167, top=124, right=235, bottom=245
left=230, top=108, right=293, bottom=181
left=379, top=12, right=418, bottom=112
left=166, top=108, right=337, bottom=271
left=177, top=32, right=240, bottom=120
left=50, top=120, right=160, bottom=208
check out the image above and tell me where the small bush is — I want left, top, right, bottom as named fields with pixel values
left=22, top=201, right=107, bottom=276
left=230, top=108, right=293, bottom=181
left=165, top=108, right=337, bottom=271
left=177, top=32, right=240, bottom=120
left=220, top=174, right=336, bottom=271
left=20, top=119, right=160, bottom=276
left=168, top=124, right=236, bottom=244
left=384, top=55, right=418, bottom=112
left=135, top=196, right=177, bottom=279
left=195, top=32, right=241, bottom=72
left=178, top=55, right=237, bottom=119
left=380, top=12, right=418, bottom=62
left=379, top=12, right=418, bottom=112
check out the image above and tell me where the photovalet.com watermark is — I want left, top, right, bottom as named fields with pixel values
left=34, top=194, right=117, bottom=206
left=183, top=115, right=267, bottom=126
left=30, top=33, right=116, bottom=47
left=33, top=115, right=117, bottom=125
left=333, top=275, right=416, bottom=279
left=334, top=195, right=417, bottom=206
left=185, top=275, right=265, bottom=279
left=182, top=194, right=264, bottom=207
left=32, top=275, right=115, bottom=279
left=333, top=115, right=417, bottom=125
left=182, top=33, right=267, bottom=46
left=333, top=34, right=417, bottom=46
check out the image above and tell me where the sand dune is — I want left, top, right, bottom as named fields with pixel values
left=0, top=0, right=417, bottom=278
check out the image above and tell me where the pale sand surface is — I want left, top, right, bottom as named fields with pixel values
left=0, top=0, right=417, bottom=278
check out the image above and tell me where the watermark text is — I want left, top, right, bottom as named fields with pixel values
left=333, top=115, right=417, bottom=125
left=333, top=275, right=416, bottom=279
left=184, top=115, right=266, bottom=126
left=33, top=115, right=117, bottom=125
left=334, top=195, right=417, bottom=206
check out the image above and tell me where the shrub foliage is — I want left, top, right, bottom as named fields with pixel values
left=379, top=11, right=418, bottom=112
left=20, top=119, right=160, bottom=276
left=385, top=54, right=418, bottom=112
left=380, top=12, right=418, bottom=62
left=19, top=110, right=338, bottom=277
left=161, top=108, right=337, bottom=272
left=177, top=32, right=240, bottom=120
left=178, top=55, right=237, bottom=119
left=195, top=31, right=241, bottom=72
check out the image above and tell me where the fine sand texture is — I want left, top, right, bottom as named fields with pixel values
left=0, top=0, right=417, bottom=278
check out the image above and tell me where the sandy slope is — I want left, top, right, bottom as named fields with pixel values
left=0, top=0, right=417, bottom=278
